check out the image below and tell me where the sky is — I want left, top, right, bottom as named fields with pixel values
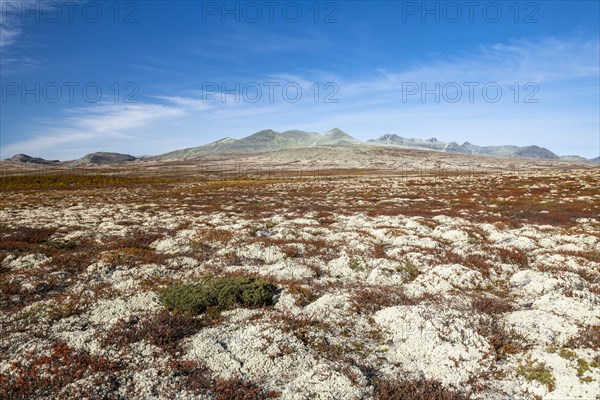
left=0, top=0, right=599, bottom=160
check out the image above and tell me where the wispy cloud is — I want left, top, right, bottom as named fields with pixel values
left=339, top=37, right=600, bottom=99
left=186, top=25, right=330, bottom=61
left=2, top=102, right=185, bottom=159
left=0, top=0, right=49, bottom=70
left=65, top=103, right=185, bottom=133
left=0, top=0, right=25, bottom=48
left=152, top=96, right=209, bottom=111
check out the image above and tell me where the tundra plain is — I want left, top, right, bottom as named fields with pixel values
left=1, top=158, right=599, bottom=399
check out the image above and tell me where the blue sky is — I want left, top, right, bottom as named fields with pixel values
left=1, top=0, right=599, bottom=160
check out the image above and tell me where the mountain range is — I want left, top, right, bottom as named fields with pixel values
left=155, top=128, right=358, bottom=161
left=368, top=134, right=564, bottom=159
left=4, top=129, right=598, bottom=164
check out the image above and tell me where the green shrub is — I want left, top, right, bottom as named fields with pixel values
left=158, top=276, right=277, bottom=315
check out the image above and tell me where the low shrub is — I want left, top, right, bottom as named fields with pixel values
left=566, top=325, right=600, bottom=350
left=372, top=377, right=470, bottom=400
left=0, top=226, right=56, bottom=251
left=442, top=251, right=493, bottom=277
left=283, top=281, right=321, bottom=307
left=351, top=285, right=414, bottom=314
left=471, top=295, right=514, bottom=315
left=103, top=309, right=202, bottom=351
left=496, top=247, right=529, bottom=268
left=158, top=275, right=277, bottom=315
left=0, top=174, right=165, bottom=189
left=478, top=318, right=528, bottom=361
left=0, top=342, right=122, bottom=400
left=169, top=360, right=279, bottom=399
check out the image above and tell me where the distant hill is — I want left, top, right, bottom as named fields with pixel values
left=68, top=152, right=137, bottom=165
left=513, top=145, right=559, bottom=160
left=6, top=154, right=60, bottom=165
left=590, top=156, right=600, bottom=163
left=560, top=155, right=589, bottom=162
left=5, top=152, right=137, bottom=166
left=155, top=128, right=358, bottom=161
left=368, top=135, right=560, bottom=160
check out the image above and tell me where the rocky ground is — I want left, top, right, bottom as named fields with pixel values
left=1, top=168, right=599, bottom=399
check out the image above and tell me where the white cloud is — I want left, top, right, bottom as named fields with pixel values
left=0, top=22, right=20, bottom=47
left=340, top=37, right=600, bottom=98
left=66, top=103, right=185, bottom=133
left=2, top=102, right=185, bottom=158
left=153, top=96, right=209, bottom=111
left=0, top=0, right=48, bottom=48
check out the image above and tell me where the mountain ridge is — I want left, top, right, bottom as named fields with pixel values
left=368, top=134, right=561, bottom=160
left=4, top=129, right=595, bottom=164
left=154, top=128, right=358, bottom=161
left=7, top=154, right=61, bottom=165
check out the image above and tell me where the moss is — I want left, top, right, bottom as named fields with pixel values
left=15, top=304, right=44, bottom=321
left=158, top=276, right=277, bottom=315
left=264, top=220, right=276, bottom=229
left=555, top=350, right=596, bottom=383
left=396, top=262, right=420, bottom=281
left=516, top=356, right=556, bottom=391
left=348, top=257, right=363, bottom=271
left=559, top=348, right=577, bottom=360
left=576, top=358, right=595, bottom=383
